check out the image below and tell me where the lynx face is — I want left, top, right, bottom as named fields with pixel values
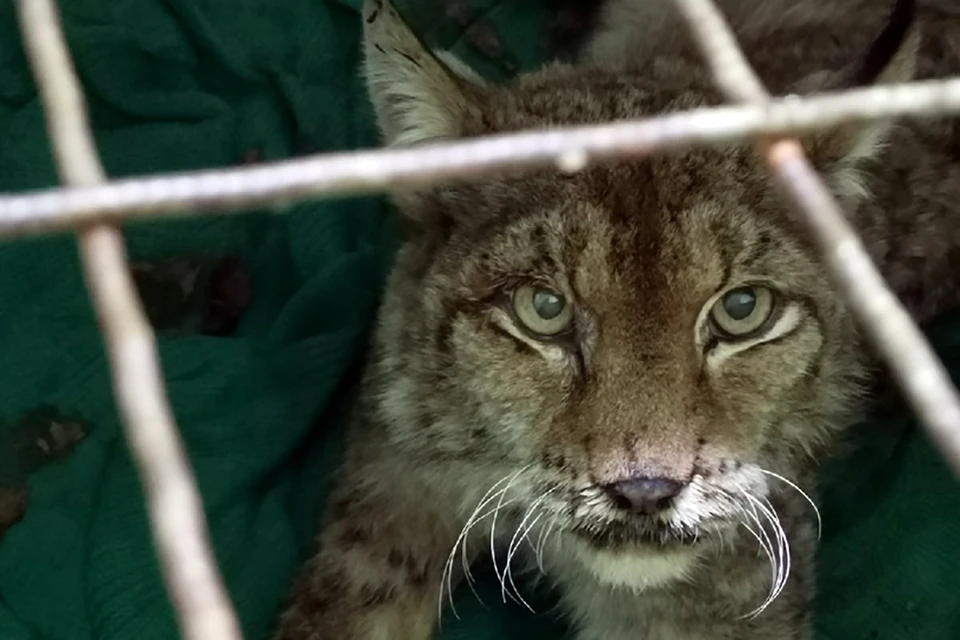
left=380, top=93, right=863, bottom=553
left=364, top=0, right=908, bottom=577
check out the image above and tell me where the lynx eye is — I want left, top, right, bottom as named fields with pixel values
left=710, top=285, right=775, bottom=338
left=512, top=285, right=573, bottom=336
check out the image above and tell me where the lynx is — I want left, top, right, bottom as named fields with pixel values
left=274, top=0, right=960, bottom=638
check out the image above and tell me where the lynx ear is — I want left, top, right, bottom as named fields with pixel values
left=794, top=0, right=919, bottom=199
left=362, top=0, right=484, bottom=147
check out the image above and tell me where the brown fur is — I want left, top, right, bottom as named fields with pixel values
left=273, top=1, right=960, bottom=638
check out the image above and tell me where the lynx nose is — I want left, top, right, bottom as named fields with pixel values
left=605, top=476, right=684, bottom=514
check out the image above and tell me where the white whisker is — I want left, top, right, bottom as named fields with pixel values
left=711, top=522, right=726, bottom=555
left=720, top=488, right=779, bottom=619
left=460, top=498, right=522, bottom=603
left=489, top=466, right=529, bottom=609
left=535, top=517, right=558, bottom=573
left=505, top=513, right=545, bottom=611
left=440, top=472, right=513, bottom=622
left=739, top=519, right=771, bottom=563
left=757, top=468, right=822, bottom=539
left=551, top=521, right=565, bottom=555
left=754, top=496, right=791, bottom=610
left=502, top=487, right=554, bottom=609
left=438, top=465, right=530, bottom=624
left=743, top=500, right=777, bottom=577
left=745, top=496, right=783, bottom=617
left=739, top=489, right=792, bottom=619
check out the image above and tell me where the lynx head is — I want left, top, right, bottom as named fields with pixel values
left=361, top=0, right=917, bottom=583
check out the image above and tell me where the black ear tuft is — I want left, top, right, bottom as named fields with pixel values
left=794, top=0, right=920, bottom=200
left=543, top=0, right=610, bottom=62
left=853, top=0, right=917, bottom=86
left=362, top=0, right=485, bottom=148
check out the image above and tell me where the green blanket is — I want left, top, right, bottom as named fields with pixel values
left=0, top=1, right=957, bottom=639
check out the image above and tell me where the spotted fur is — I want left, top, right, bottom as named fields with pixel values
left=273, top=1, right=960, bottom=639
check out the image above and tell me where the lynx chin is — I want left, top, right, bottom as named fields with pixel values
left=273, top=0, right=960, bottom=638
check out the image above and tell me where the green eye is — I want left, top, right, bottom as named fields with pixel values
left=710, top=286, right=774, bottom=338
left=512, top=285, right=573, bottom=336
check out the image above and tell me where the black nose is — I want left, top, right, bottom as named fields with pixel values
left=605, top=476, right=684, bottom=514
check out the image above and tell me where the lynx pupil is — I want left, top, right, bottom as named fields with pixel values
left=722, top=288, right=757, bottom=320
left=533, top=290, right=565, bottom=320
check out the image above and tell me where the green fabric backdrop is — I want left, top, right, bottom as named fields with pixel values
left=0, top=1, right=956, bottom=639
